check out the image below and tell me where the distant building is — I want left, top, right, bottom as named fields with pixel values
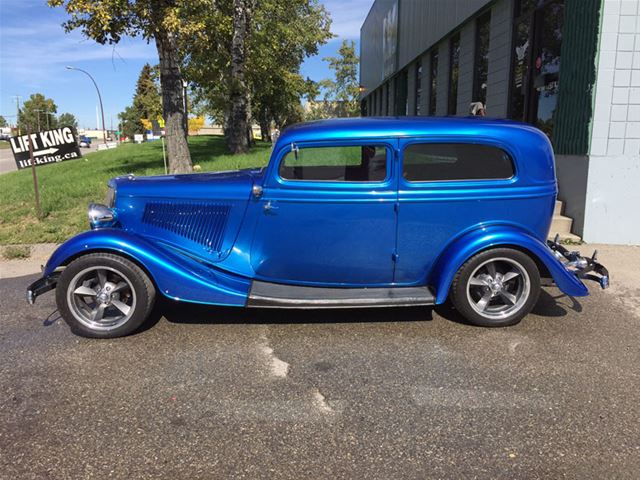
left=304, top=100, right=355, bottom=119
left=360, top=0, right=640, bottom=244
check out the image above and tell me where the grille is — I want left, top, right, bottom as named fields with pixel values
left=142, top=202, right=231, bottom=252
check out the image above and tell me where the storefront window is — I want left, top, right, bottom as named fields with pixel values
left=509, top=0, right=564, bottom=141
left=415, top=61, right=422, bottom=115
left=473, top=13, right=491, bottom=106
left=510, top=19, right=530, bottom=121
left=448, top=34, right=461, bottom=115
left=429, top=51, right=438, bottom=115
left=395, top=70, right=409, bottom=116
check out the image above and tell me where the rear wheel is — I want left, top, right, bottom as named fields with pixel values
left=56, top=253, right=155, bottom=338
left=450, top=248, right=540, bottom=327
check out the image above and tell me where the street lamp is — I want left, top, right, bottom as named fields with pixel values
left=66, top=65, right=107, bottom=144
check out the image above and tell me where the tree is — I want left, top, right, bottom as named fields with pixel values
left=248, top=0, right=332, bottom=140
left=18, top=93, right=58, bottom=132
left=183, top=0, right=332, bottom=145
left=118, top=63, right=163, bottom=140
left=0, top=116, right=7, bottom=128
left=227, top=0, right=253, bottom=154
left=58, top=112, right=78, bottom=129
left=118, top=105, right=139, bottom=140
left=47, top=0, right=205, bottom=173
left=133, top=64, right=162, bottom=123
left=312, top=40, right=360, bottom=118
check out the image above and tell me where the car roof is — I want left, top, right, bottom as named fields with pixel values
left=275, top=116, right=545, bottom=146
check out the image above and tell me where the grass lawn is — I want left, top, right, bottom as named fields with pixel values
left=0, top=135, right=272, bottom=244
left=0, top=141, right=11, bottom=150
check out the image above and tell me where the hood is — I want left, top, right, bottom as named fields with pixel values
left=110, top=168, right=264, bottom=262
left=111, top=168, right=263, bottom=201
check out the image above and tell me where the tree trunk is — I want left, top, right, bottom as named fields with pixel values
left=227, top=0, right=251, bottom=154
left=259, top=112, right=270, bottom=143
left=155, top=29, right=192, bottom=173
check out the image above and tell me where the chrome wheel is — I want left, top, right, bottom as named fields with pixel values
left=66, top=266, right=137, bottom=332
left=466, top=257, right=530, bottom=320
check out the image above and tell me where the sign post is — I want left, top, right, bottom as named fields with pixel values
left=26, top=126, right=42, bottom=219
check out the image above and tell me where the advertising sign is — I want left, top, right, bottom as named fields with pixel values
left=9, top=127, right=82, bottom=170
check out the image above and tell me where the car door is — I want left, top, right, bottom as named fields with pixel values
left=250, top=139, right=398, bottom=286
left=395, top=137, right=519, bottom=285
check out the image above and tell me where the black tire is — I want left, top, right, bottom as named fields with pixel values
left=450, top=248, right=540, bottom=327
left=56, top=253, right=155, bottom=338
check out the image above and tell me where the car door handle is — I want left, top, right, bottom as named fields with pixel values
left=263, top=201, right=279, bottom=214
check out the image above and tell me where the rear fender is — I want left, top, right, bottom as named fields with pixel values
left=44, top=229, right=250, bottom=306
left=429, top=225, right=589, bottom=304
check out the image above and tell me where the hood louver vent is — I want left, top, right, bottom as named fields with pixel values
left=142, top=202, right=231, bottom=253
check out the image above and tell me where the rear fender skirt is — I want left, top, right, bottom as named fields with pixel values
left=429, top=225, right=589, bottom=304
left=43, top=229, right=250, bottom=306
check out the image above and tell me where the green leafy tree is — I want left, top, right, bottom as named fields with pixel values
left=311, top=40, right=360, bottom=118
left=133, top=64, right=162, bottom=126
left=18, top=93, right=58, bottom=132
left=183, top=0, right=332, bottom=145
left=57, top=112, right=78, bottom=129
left=118, top=105, right=139, bottom=140
left=47, top=0, right=207, bottom=173
left=118, top=63, right=163, bottom=140
left=0, top=116, right=7, bottom=128
left=248, top=0, right=332, bottom=139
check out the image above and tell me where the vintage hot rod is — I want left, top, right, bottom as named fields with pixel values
left=27, top=118, right=608, bottom=338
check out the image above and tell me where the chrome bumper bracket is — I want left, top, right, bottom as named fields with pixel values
left=547, top=235, right=609, bottom=289
left=26, top=273, right=60, bottom=305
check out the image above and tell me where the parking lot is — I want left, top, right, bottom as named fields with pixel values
left=1, top=246, right=639, bottom=479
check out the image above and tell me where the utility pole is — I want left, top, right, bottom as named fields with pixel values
left=12, top=95, right=22, bottom=135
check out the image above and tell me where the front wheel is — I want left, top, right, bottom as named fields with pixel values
left=56, top=253, right=155, bottom=338
left=450, top=248, right=541, bottom=327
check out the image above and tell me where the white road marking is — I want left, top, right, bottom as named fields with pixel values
left=258, top=333, right=289, bottom=378
left=312, top=389, right=334, bottom=414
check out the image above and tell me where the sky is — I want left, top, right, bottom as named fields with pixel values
left=0, top=0, right=373, bottom=129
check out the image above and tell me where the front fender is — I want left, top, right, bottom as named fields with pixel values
left=429, top=225, right=589, bottom=304
left=44, top=229, right=251, bottom=306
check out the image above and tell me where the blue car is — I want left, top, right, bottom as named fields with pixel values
left=27, top=118, right=608, bottom=338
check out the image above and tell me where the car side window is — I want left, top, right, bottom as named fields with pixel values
left=403, top=143, right=514, bottom=182
left=279, top=145, right=387, bottom=182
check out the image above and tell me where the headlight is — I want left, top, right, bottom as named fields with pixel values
left=105, top=185, right=116, bottom=207
left=88, top=203, right=116, bottom=228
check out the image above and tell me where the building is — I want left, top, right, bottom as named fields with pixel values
left=360, top=0, right=640, bottom=244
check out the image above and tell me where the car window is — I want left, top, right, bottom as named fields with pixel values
left=403, top=143, right=514, bottom=182
left=279, top=145, right=387, bottom=182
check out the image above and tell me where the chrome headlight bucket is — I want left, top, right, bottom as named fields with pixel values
left=88, top=203, right=116, bottom=229
left=105, top=184, right=116, bottom=207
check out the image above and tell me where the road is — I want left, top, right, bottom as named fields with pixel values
left=0, top=141, right=100, bottom=174
left=1, top=247, right=639, bottom=479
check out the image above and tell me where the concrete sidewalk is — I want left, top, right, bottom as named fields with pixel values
left=3, top=242, right=639, bottom=315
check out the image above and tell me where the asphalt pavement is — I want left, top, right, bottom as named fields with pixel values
left=0, top=247, right=639, bottom=479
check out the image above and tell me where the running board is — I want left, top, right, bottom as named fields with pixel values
left=247, top=281, right=435, bottom=309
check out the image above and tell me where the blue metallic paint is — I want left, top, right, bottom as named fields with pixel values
left=43, top=229, right=251, bottom=306
left=41, top=117, right=591, bottom=305
left=428, top=225, right=589, bottom=304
